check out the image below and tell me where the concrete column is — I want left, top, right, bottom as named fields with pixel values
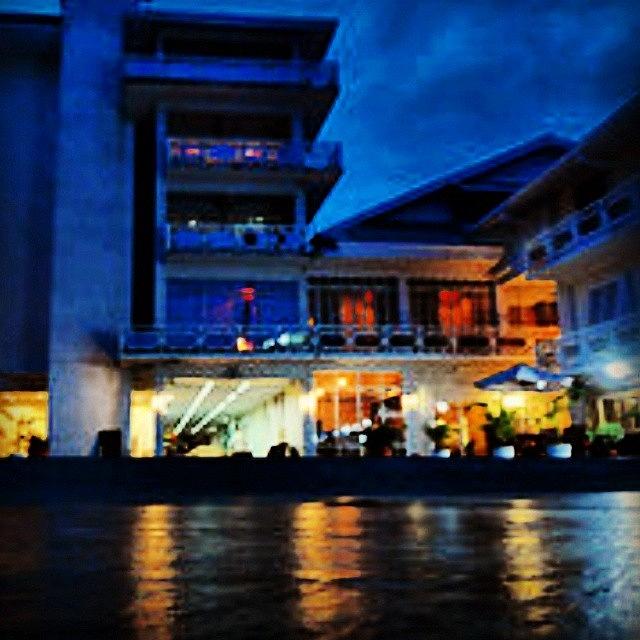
left=154, top=374, right=165, bottom=457
left=48, top=0, right=133, bottom=455
left=299, top=375, right=317, bottom=456
left=155, top=109, right=167, bottom=325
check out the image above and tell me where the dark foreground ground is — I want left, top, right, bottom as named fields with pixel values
left=2, top=457, right=640, bottom=503
left=1, top=492, right=640, bottom=639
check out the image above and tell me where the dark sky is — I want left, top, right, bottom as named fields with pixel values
left=11, top=0, right=640, bottom=229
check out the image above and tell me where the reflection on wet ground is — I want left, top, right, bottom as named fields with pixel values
left=1, top=493, right=640, bottom=639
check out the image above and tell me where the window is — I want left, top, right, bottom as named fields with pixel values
left=167, top=280, right=299, bottom=326
left=408, top=280, right=496, bottom=335
left=307, top=278, right=399, bottom=326
left=508, top=302, right=558, bottom=327
left=588, top=281, right=618, bottom=325
left=533, top=301, right=558, bottom=326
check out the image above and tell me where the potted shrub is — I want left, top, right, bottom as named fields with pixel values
left=485, top=409, right=516, bottom=459
left=425, top=421, right=451, bottom=457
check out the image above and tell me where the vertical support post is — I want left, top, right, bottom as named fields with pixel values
left=154, top=108, right=167, bottom=326
left=300, top=375, right=316, bottom=456
left=154, top=373, right=164, bottom=457
left=355, top=371, right=362, bottom=423
left=398, top=277, right=410, bottom=325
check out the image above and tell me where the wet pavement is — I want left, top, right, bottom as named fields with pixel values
left=1, top=493, right=640, bottom=639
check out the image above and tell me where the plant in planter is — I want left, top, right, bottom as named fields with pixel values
left=424, top=421, right=450, bottom=453
left=484, top=409, right=515, bottom=451
left=567, top=376, right=589, bottom=426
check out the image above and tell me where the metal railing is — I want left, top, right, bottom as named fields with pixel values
left=167, top=137, right=342, bottom=173
left=526, top=174, right=640, bottom=273
left=165, top=222, right=305, bottom=254
left=120, top=323, right=532, bottom=358
left=558, top=313, right=640, bottom=370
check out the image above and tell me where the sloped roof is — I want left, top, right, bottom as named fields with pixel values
left=477, top=92, right=640, bottom=230
left=325, top=133, right=573, bottom=238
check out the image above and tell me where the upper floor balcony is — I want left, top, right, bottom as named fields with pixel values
left=166, top=137, right=342, bottom=179
left=525, top=174, right=640, bottom=278
left=558, top=313, right=640, bottom=372
left=124, top=55, right=338, bottom=89
left=165, top=222, right=305, bottom=255
left=120, top=322, right=536, bottom=362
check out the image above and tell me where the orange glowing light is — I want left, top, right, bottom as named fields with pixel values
left=236, top=336, right=254, bottom=352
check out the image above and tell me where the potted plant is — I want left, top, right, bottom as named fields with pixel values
left=425, top=421, right=451, bottom=457
left=485, top=409, right=516, bottom=459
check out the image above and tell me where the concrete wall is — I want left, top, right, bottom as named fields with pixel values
left=0, top=36, right=59, bottom=374
left=48, top=1, right=133, bottom=455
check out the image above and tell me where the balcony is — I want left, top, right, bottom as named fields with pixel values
left=166, top=137, right=342, bottom=176
left=124, top=55, right=338, bottom=89
left=120, top=323, right=531, bottom=361
left=165, top=222, right=305, bottom=255
left=558, top=313, right=640, bottom=371
left=525, top=175, right=640, bottom=276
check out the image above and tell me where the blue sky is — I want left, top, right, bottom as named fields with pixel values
left=7, top=0, right=640, bottom=229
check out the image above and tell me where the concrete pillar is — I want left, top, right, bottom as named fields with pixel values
left=48, top=0, right=133, bottom=455
left=299, top=376, right=317, bottom=456
left=155, top=108, right=167, bottom=325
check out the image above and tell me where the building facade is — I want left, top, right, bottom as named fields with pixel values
left=480, top=93, right=640, bottom=432
left=1, top=5, right=570, bottom=457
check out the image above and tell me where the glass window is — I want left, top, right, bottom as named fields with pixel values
left=167, top=280, right=299, bottom=326
left=307, top=278, right=399, bottom=326
left=408, top=280, right=496, bottom=335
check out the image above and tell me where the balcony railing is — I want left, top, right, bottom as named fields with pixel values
left=558, top=313, right=640, bottom=370
left=526, top=174, right=640, bottom=274
left=124, top=55, right=339, bottom=89
left=165, top=223, right=305, bottom=254
left=167, top=137, right=342, bottom=173
left=120, top=323, right=533, bottom=359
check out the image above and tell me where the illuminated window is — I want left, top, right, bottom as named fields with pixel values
left=307, top=278, right=399, bottom=326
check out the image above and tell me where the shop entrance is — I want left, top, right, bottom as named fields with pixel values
left=130, top=376, right=305, bottom=457
left=313, top=370, right=405, bottom=455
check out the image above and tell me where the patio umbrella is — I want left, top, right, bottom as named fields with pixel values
left=474, top=363, right=572, bottom=392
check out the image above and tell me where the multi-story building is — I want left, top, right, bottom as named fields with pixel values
left=0, top=4, right=571, bottom=457
left=479, top=93, right=640, bottom=432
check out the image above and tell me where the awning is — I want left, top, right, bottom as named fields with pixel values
left=474, top=364, right=573, bottom=392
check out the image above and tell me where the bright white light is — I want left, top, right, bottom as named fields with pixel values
left=276, top=332, right=291, bottom=347
left=604, top=360, right=632, bottom=379
left=173, top=381, right=214, bottom=435
left=337, top=377, right=348, bottom=388
left=237, top=381, right=251, bottom=394
left=502, top=394, right=525, bottom=410
left=361, top=418, right=372, bottom=428
left=536, top=380, right=547, bottom=391
left=191, top=381, right=251, bottom=433
left=435, top=400, right=449, bottom=414
left=188, top=219, right=197, bottom=228
left=561, top=376, right=574, bottom=388
left=358, top=434, right=368, bottom=444
left=152, top=392, right=174, bottom=416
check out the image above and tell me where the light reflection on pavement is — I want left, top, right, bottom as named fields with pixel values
left=1, top=493, right=640, bottom=639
